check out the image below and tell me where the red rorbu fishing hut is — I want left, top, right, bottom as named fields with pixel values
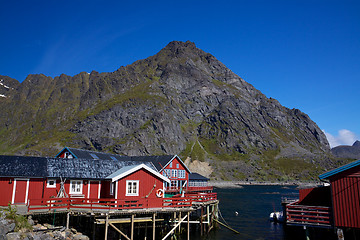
left=286, top=159, right=360, bottom=238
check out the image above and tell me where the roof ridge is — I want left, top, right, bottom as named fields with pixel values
left=67, top=147, right=124, bottom=157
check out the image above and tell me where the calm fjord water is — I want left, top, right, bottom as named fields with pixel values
left=191, top=185, right=302, bottom=240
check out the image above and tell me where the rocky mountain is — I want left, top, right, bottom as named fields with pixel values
left=0, top=41, right=343, bottom=181
left=331, top=141, right=360, bottom=159
left=0, top=75, right=19, bottom=100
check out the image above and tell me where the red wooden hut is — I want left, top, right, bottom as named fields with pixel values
left=286, top=159, right=360, bottom=238
left=319, top=159, right=360, bottom=229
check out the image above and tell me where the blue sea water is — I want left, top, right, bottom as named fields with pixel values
left=190, top=185, right=304, bottom=240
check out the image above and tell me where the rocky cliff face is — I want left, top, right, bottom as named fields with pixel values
left=0, top=41, right=337, bottom=180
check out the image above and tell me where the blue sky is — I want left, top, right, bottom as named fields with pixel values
left=0, top=0, right=359, bottom=147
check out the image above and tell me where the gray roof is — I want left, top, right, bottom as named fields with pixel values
left=189, top=173, right=209, bottom=181
left=56, top=147, right=132, bottom=161
left=0, top=155, right=155, bottom=180
left=57, top=147, right=189, bottom=172
left=0, top=155, right=47, bottom=178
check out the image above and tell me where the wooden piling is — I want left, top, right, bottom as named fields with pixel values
left=131, top=215, right=134, bottom=240
left=187, top=212, right=190, bottom=240
left=66, top=212, right=70, bottom=229
left=152, top=213, right=156, bottom=240
left=104, top=214, right=109, bottom=240
left=200, top=207, right=203, bottom=236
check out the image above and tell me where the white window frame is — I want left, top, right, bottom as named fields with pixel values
left=169, top=161, right=173, bottom=168
left=172, top=169, right=177, bottom=178
left=47, top=179, right=56, bottom=188
left=165, top=169, right=171, bottom=178
left=126, top=180, right=139, bottom=196
left=70, top=180, right=83, bottom=194
left=176, top=163, right=179, bottom=169
left=110, top=182, right=115, bottom=196
left=179, top=170, right=185, bottom=179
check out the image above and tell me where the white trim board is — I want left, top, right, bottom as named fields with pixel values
left=108, top=164, right=170, bottom=183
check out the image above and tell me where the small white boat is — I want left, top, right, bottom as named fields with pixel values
left=269, top=211, right=284, bottom=223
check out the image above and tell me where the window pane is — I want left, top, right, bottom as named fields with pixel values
left=133, top=182, right=137, bottom=193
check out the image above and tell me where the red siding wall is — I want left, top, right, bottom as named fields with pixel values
left=0, top=178, right=14, bottom=206
left=330, top=165, right=360, bottom=228
left=116, top=169, right=164, bottom=207
left=298, top=186, right=331, bottom=207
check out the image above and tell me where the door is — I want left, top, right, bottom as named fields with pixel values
left=13, top=179, right=29, bottom=204
left=88, top=181, right=101, bottom=200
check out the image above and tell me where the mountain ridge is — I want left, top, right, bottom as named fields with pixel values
left=331, top=141, right=360, bottom=159
left=0, top=40, right=344, bottom=181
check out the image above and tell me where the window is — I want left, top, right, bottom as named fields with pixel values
left=126, top=180, right=139, bottom=196
left=164, top=169, right=171, bottom=178
left=172, top=169, right=177, bottom=178
left=70, top=180, right=83, bottom=194
left=110, top=182, right=115, bottom=195
left=47, top=179, right=56, bottom=188
left=176, top=163, right=179, bottom=169
left=110, top=156, right=118, bottom=160
left=179, top=170, right=186, bottom=178
left=169, top=161, right=172, bottom=168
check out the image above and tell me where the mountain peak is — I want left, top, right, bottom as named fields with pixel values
left=353, top=140, right=360, bottom=147
left=165, top=40, right=196, bottom=51
left=156, top=41, right=202, bottom=59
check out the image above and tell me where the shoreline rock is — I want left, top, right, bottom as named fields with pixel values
left=0, top=209, right=90, bottom=240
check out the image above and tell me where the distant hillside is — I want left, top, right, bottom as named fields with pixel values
left=0, top=41, right=343, bottom=181
left=331, top=141, right=360, bottom=159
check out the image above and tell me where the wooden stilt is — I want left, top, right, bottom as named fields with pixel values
left=66, top=212, right=70, bottom=229
left=178, top=212, right=181, bottom=232
left=92, top=218, right=96, bottom=240
left=187, top=212, right=190, bottom=240
left=109, top=223, right=130, bottom=240
left=161, top=215, right=188, bottom=240
left=200, top=207, right=203, bottom=236
left=303, top=226, right=310, bottom=240
left=105, top=214, right=109, bottom=240
left=207, top=205, right=210, bottom=233
left=145, top=221, right=148, bottom=240
left=131, top=214, right=134, bottom=240
left=152, top=213, right=156, bottom=240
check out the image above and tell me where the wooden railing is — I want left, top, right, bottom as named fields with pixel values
left=28, top=198, right=150, bottom=212
left=165, top=186, right=213, bottom=193
left=171, top=193, right=218, bottom=203
left=286, top=201, right=332, bottom=227
left=27, top=192, right=217, bottom=212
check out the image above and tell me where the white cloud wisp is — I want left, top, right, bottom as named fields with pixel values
left=323, top=129, right=358, bottom=148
